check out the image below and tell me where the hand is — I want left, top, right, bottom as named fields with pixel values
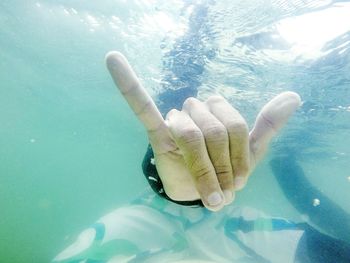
left=106, top=51, right=301, bottom=211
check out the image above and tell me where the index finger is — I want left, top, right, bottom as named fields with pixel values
left=105, top=51, right=164, bottom=132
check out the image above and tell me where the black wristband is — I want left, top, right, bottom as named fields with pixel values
left=142, top=145, right=203, bottom=207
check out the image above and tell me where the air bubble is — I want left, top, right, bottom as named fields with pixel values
left=313, top=198, right=320, bottom=207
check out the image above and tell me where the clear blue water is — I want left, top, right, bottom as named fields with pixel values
left=0, top=0, right=350, bottom=262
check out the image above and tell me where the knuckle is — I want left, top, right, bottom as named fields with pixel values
left=136, top=100, right=152, bottom=116
left=216, top=171, right=233, bottom=188
left=261, top=112, right=277, bottom=131
left=183, top=97, right=199, bottom=109
left=192, top=166, right=213, bottom=182
left=215, top=164, right=232, bottom=175
left=231, top=155, right=244, bottom=165
left=186, top=154, right=211, bottom=180
left=177, top=127, right=203, bottom=145
left=237, top=160, right=250, bottom=173
left=226, top=120, right=249, bottom=135
left=231, top=156, right=250, bottom=173
left=203, top=124, right=227, bottom=141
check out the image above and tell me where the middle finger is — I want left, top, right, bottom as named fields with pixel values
left=206, top=95, right=250, bottom=191
left=182, top=97, right=235, bottom=204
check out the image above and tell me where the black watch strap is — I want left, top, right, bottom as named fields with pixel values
left=142, top=145, right=203, bottom=207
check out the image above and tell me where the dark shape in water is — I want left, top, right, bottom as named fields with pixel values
left=270, top=155, right=350, bottom=245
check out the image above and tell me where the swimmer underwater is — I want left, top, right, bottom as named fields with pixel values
left=53, top=2, right=350, bottom=262
left=52, top=52, right=350, bottom=263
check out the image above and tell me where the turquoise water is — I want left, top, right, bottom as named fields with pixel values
left=1, top=0, right=350, bottom=262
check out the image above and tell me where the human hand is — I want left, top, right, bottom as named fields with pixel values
left=106, top=51, right=301, bottom=211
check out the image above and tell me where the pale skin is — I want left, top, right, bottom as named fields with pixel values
left=106, top=51, right=301, bottom=212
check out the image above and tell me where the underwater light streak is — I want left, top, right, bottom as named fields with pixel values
left=277, top=2, right=350, bottom=58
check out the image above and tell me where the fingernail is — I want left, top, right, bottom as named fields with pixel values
left=235, top=176, right=247, bottom=190
left=207, top=192, right=223, bottom=206
left=223, top=190, right=233, bottom=204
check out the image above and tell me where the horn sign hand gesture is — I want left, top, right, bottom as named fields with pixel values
left=106, top=51, right=301, bottom=212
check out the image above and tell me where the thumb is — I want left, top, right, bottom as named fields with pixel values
left=249, top=91, right=301, bottom=162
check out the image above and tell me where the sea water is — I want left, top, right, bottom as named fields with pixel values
left=0, top=0, right=349, bottom=262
